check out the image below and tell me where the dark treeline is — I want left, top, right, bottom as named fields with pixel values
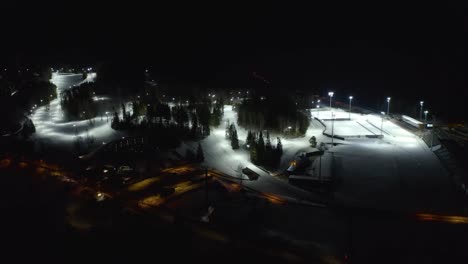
left=61, top=82, right=98, bottom=120
left=110, top=96, right=223, bottom=149
left=246, top=130, right=282, bottom=167
left=0, top=67, right=56, bottom=110
left=0, top=66, right=55, bottom=133
left=237, top=95, right=309, bottom=136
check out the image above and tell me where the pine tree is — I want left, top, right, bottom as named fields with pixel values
left=246, top=130, right=253, bottom=148
left=257, top=131, right=265, bottom=164
left=250, top=146, right=258, bottom=163
left=111, top=111, right=120, bottom=129
left=265, top=131, right=272, bottom=150
left=196, top=143, right=205, bottom=162
left=309, top=136, right=317, bottom=147
left=229, top=124, right=235, bottom=140
left=275, top=137, right=283, bottom=165
left=121, top=103, right=126, bottom=120
left=276, top=137, right=283, bottom=155
left=231, top=126, right=239, bottom=149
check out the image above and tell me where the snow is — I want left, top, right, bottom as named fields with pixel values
left=179, top=105, right=460, bottom=213
left=177, top=105, right=323, bottom=202
left=29, top=74, right=461, bottom=213
left=310, top=108, right=460, bottom=213
left=30, top=73, right=125, bottom=148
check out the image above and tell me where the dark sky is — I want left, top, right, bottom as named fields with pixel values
left=2, top=3, right=467, bottom=120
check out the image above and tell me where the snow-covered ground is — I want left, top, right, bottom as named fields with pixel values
left=181, top=105, right=461, bottom=214
left=178, top=105, right=327, bottom=203
left=29, top=75, right=461, bottom=213
left=311, top=108, right=460, bottom=213
left=30, top=73, right=125, bottom=148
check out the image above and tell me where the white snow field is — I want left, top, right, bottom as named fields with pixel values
left=30, top=73, right=125, bottom=147
left=178, top=105, right=324, bottom=203
left=180, top=105, right=460, bottom=213
left=311, top=108, right=460, bottom=213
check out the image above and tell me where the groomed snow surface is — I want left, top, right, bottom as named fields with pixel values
left=30, top=74, right=461, bottom=213
left=30, top=73, right=125, bottom=148
left=181, top=106, right=460, bottom=214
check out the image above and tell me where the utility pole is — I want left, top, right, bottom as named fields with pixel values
left=380, top=112, right=385, bottom=137
left=331, top=112, right=335, bottom=147
left=430, top=115, right=436, bottom=150
left=386, top=97, right=391, bottom=116
left=420, top=101, right=424, bottom=120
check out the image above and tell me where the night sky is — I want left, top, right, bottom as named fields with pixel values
left=2, top=3, right=467, bottom=120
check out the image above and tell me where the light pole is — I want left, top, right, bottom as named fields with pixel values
left=430, top=115, right=436, bottom=150
left=386, top=97, right=391, bottom=116
left=420, top=101, right=424, bottom=120
left=328, top=92, right=334, bottom=110
left=105, top=111, right=109, bottom=122
left=380, top=112, right=385, bottom=137
left=331, top=112, right=335, bottom=147
left=316, top=105, right=320, bottom=118
left=424, top=110, right=428, bottom=124
left=348, top=96, right=353, bottom=119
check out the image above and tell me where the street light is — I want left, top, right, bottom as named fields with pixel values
left=348, top=96, right=353, bottom=119
left=380, top=111, right=385, bottom=136
left=420, top=101, right=424, bottom=120
left=424, top=110, right=429, bottom=123
left=386, top=97, right=391, bottom=116
left=316, top=105, right=320, bottom=118
left=331, top=112, right=335, bottom=147
left=328, top=92, right=334, bottom=109
left=430, top=115, right=436, bottom=150
left=105, top=111, right=109, bottom=122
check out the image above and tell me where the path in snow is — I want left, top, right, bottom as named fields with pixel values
left=30, top=73, right=125, bottom=148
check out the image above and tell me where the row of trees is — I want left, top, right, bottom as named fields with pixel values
left=236, top=96, right=309, bottom=136
left=112, top=102, right=213, bottom=137
left=60, top=83, right=97, bottom=120
left=111, top=98, right=223, bottom=149
left=247, top=130, right=283, bottom=167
